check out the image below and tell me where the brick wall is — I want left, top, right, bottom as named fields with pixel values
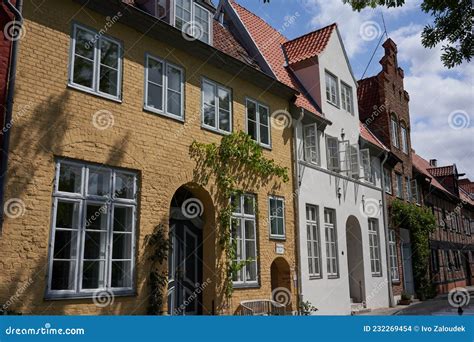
left=0, top=0, right=297, bottom=315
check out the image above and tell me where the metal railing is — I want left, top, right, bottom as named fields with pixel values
left=236, top=300, right=287, bottom=316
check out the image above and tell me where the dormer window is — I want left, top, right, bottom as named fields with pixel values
left=175, top=0, right=211, bottom=44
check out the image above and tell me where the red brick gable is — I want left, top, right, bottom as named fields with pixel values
left=359, top=122, right=389, bottom=151
left=282, top=24, right=336, bottom=65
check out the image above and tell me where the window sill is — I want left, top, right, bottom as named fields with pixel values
left=201, top=125, right=232, bottom=136
left=372, top=273, right=383, bottom=278
left=45, top=289, right=136, bottom=301
left=270, top=235, right=286, bottom=241
left=67, top=83, right=122, bottom=103
left=232, top=283, right=260, bottom=290
left=309, top=275, right=322, bottom=280
left=326, top=100, right=340, bottom=109
left=327, top=275, right=339, bottom=279
left=391, top=280, right=401, bottom=285
left=143, top=106, right=184, bottom=123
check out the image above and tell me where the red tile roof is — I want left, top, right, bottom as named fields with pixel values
left=229, top=0, right=323, bottom=117
left=282, top=24, right=336, bottom=65
left=359, top=122, right=389, bottom=151
left=412, top=152, right=453, bottom=195
left=426, top=165, right=455, bottom=177
left=459, top=179, right=474, bottom=195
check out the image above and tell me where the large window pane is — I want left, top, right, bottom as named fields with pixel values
left=111, top=261, right=132, bottom=288
left=86, top=204, right=108, bottom=230
left=114, top=173, right=134, bottom=199
left=113, top=206, right=133, bottom=232
left=51, top=261, right=76, bottom=290
left=53, top=230, right=78, bottom=259
left=88, top=169, right=110, bottom=197
left=56, top=201, right=80, bottom=229
left=82, top=261, right=106, bottom=289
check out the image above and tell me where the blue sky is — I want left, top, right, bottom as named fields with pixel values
left=219, top=0, right=473, bottom=178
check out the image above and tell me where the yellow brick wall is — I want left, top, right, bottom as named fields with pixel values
left=0, top=0, right=297, bottom=315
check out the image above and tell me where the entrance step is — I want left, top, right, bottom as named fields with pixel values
left=351, top=302, right=370, bottom=315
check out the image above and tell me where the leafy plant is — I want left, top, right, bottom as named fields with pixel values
left=299, top=300, right=318, bottom=315
left=391, top=199, right=436, bottom=300
left=190, top=131, right=289, bottom=299
left=400, top=291, right=411, bottom=301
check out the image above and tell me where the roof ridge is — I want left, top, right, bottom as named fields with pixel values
left=283, top=22, right=337, bottom=46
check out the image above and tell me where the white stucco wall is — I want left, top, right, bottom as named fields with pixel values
left=295, top=30, right=389, bottom=315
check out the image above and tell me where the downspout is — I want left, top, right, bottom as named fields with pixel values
left=0, top=0, right=23, bottom=232
left=292, top=108, right=304, bottom=314
left=380, top=150, right=395, bottom=307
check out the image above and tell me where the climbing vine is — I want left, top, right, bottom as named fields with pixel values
left=391, top=199, right=437, bottom=300
left=145, top=224, right=170, bottom=315
left=189, top=131, right=289, bottom=299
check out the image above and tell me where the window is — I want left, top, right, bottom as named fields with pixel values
left=325, top=71, right=339, bottom=106
left=401, top=125, right=409, bottom=154
left=231, top=194, right=258, bottom=285
left=303, top=124, right=319, bottom=164
left=412, top=180, right=420, bottom=204
left=69, top=25, right=122, bottom=100
left=405, top=177, right=412, bottom=202
left=444, top=250, right=453, bottom=270
left=324, top=208, right=338, bottom=277
left=246, top=99, right=270, bottom=147
left=269, top=196, right=285, bottom=239
left=431, top=249, right=439, bottom=273
left=201, top=78, right=232, bottom=133
left=388, top=230, right=399, bottom=281
left=326, top=136, right=340, bottom=171
left=391, top=116, right=399, bottom=148
left=360, top=149, right=373, bottom=183
left=383, top=168, right=392, bottom=194
left=175, top=0, right=211, bottom=44
left=395, top=173, right=403, bottom=199
left=47, top=160, right=137, bottom=297
left=306, top=205, right=321, bottom=278
left=349, top=144, right=360, bottom=179
left=145, top=55, right=184, bottom=119
left=368, top=219, right=382, bottom=276
left=341, top=82, right=353, bottom=114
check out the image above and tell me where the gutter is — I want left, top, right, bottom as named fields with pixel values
left=0, top=0, right=23, bottom=233
left=292, top=108, right=304, bottom=314
left=380, top=150, right=395, bottom=307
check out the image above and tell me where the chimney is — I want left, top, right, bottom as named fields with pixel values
left=380, top=38, right=398, bottom=73
left=429, top=159, right=437, bottom=167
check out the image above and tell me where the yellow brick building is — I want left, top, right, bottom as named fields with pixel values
left=0, top=0, right=298, bottom=315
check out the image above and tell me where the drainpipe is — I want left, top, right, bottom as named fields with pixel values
left=0, top=0, right=23, bottom=232
left=380, top=150, right=395, bottom=307
left=292, top=108, right=304, bottom=314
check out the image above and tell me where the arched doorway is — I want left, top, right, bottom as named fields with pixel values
left=270, top=257, right=293, bottom=311
left=168, top=185, right=211, bottom=315
left=346, top=216, right=366, bottom=304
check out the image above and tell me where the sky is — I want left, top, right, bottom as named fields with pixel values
left=216, top=0, right=473, bottom=179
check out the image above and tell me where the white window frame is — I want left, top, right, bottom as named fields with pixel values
left=268, top=196, right=285, bottom=240
left=349, top=144, right=360, bottom=179
left=324, top=208, right=339, bottom=278
left=412, top=179, right=420, bottom=204
left=368, top=218, right=382, bottom=276
left=340, top=81, right=354, bottom=114
left=325, top=70, right=339, bottom=107
left=391, top=116, right=399, bottom=148
left=69, top=24, right=123, bottom=101
left=388, top=230, right=399, bottom=281
left=401, top=125, right=409, bottom=154
left=383, top=168, right=392, bottom=194
left=245, top=98, right=271, bottom=148
left=201, top=78, right=232, bottom=134
left=47, top=160, right=137, bottom=298
left=360, top=149, right=373, bottom=183
left=174, top=0, right=212, bottom=45
left=306, top=205, right=322, bottom=278
left=144, top=54, right=185, bottom=121
left=231, top=193, right=258, bottom=286
left=303, top=123, right=319, bottom=165
left=395, top=173, right=404, bottom=199
left=326, top=135, right=340, bottom=172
